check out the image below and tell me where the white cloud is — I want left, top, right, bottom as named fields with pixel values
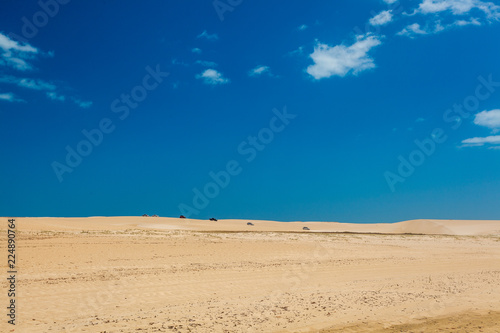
left=72, top=98, right=92, bottom=108
left=461, top=109, right=500, bottom=147
left=398, top=17, right=482, bottom=37
left=0, top=33, right=91, bottom=108
left=306, top=34, right=382, bottom=79
left=0, top=92, right=13, bottom=101
left=46, top=92, right=66, bottom=101
left=0, top=92, right=25, bottom=103
left=197, top=30, right=219, bottom=41
left=383, top=0, right=398, bottom=4
left=398, top=0, right=499, bottom=39
left=418, top=0, right=500, bottom=17
left=0, top=57, right=31, bottom=71
left=45, top=92, right=92, bottom=108
left=248, top=65, right=271, bottom=77
left=453, top=17, right=482, bottom=26
left=0, top=75, right=56, bottom=91
left=171, top=58, right=189, bottom=66
left=0, top=75, right=92, bottom=108
left=287, top=46, right=305, bottom=57
left=397, top=23, right=431, bottom=36
left=195, top=60, right=218, bottom=67
left=0, top=33, right=37, bottom=53
left=0, top=33, right=39, bottom=71
left=473, top=109, right=500, bottom=129
left=196, top=69, right=229, bottom=85
left=370, top=10, right=394, bottom=26
left=0, top=75, right=91, bottom=108
left=462, top=135, right=500, bottom=146
left=298, top=24, right=308, bottom=31
left=192, top=48, right=202, bottom=54
left=18, top=78, right=56, bottom=90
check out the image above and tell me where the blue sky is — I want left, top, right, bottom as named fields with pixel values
left=1, top=0, right=500, bottom=222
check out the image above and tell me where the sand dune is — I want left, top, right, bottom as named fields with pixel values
left=1, top=217, right=499, bottom=332
left=8, top=216, right=500, bottom=235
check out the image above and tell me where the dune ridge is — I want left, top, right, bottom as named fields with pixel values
left=6, top=216, right=500, bottom=236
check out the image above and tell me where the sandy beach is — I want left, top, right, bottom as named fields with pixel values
left=1, top=217, right=500, bottom=332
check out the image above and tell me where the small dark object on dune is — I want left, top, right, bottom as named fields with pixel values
left=209, top=218, right=218, bottom=221
left=247, top=222, right=254, bottom=226
left=180, top=215, right=186, bottom=219
left=303, top=227, right=310, bottom=230
left=142, top=214, right=149, bottom=217
left=152, top=214, right=159, bottom=217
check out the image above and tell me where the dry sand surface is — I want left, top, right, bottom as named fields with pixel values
left=1, top=217, right=500, bottom=332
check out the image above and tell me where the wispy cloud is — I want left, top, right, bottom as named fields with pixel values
left=0, top=33, right=37, bottom=53
left=195, top=60, right=218, bottom=67
left=0, top=92, right=25, bottom=103
left=45, top=91, right=92, bottom=108
left=0, top=32, right=39, bottom=71
left=370, top=10, right=394, bottom=26
left=462, top=135, right=500, bottom=146
left=72, top=98, right=92, bottom=108
left=398, top=18, right=481, bottom=37
left=306, top=34, right=382, bottom=79
left=383, top=0, right=398, bottom=4
left=453, top=17, right=482, bottom=26
left=0, top=33, right=91, bottom=108
left=197, top=30, right=219, bottom=41
left=196, top=69, right=229, bottom=85
left=46, top=91, right=65, bottom=101
left=191, top=47, right=202, bottom=54
left=248, top=65, right=274, bottom=77
left=0, top=75, right=56, bottom=91
left=0, top=75, right=92, bottom=109
left=171, top=58, right=189, bottom=66
left=397, top=23, right=431, bottom=36
left=286, top=46, right=305, bottom=57
left=297, top=24, right=308, bottom=31
left=417, top=0, right=500, bottom=17
left=398, top=0, right=499, bottom=38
